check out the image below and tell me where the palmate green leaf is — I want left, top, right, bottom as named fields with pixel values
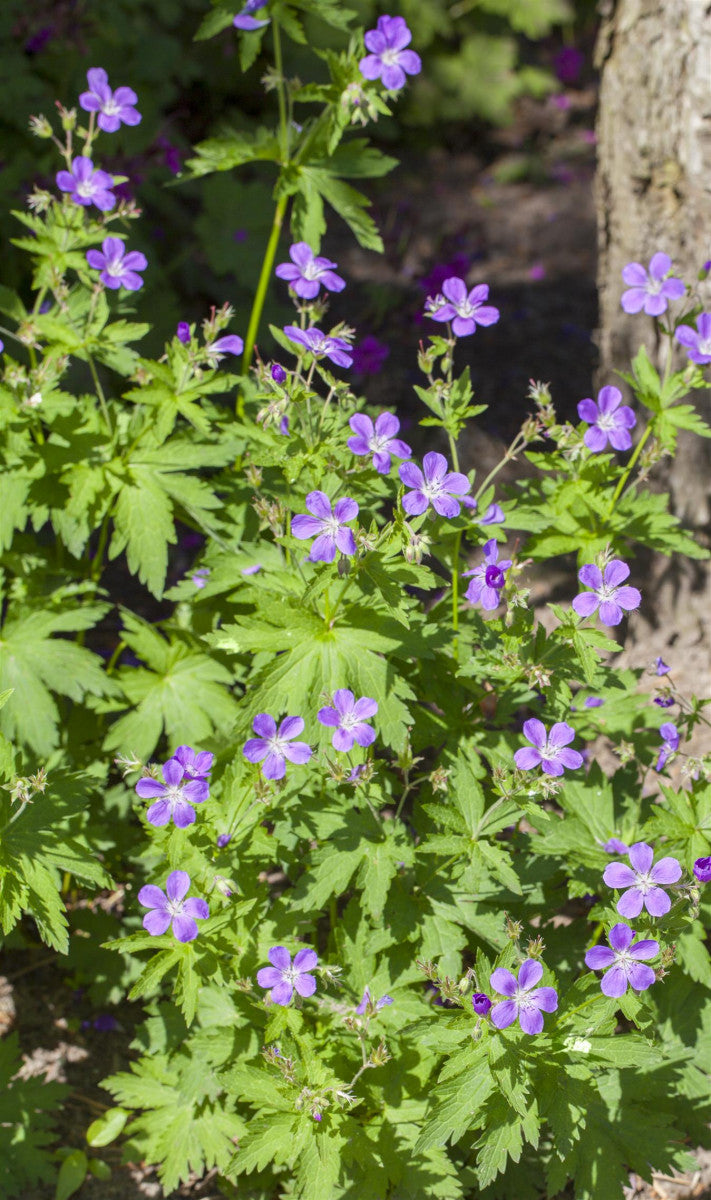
left=415, top=1044, right=494, bottom=1153
left=105, top=616, right=239, bottom=760
left=109, top=467, right=176, bottom=599
left=193, top=1, right=238, bottom=40
left=474, top=1093, right=540, bottom=1189
left=0, top=1034, right=68, bottom=1198
left=0, top=602, right=117, bottom=755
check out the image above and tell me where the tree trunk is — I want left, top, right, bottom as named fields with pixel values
left=594, top=0, right=711, bottom=524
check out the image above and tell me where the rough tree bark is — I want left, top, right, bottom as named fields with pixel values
left=595, top=0, right=711, bottom=524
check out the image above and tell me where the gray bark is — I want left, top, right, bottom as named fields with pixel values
left=594, top=0, right=711, bottom=523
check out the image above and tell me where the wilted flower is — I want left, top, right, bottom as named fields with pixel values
left=355, top=987, right=393, bottom=1014
left=656, top=723, right=680, bottom=772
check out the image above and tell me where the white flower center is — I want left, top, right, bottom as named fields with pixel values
left=454, top=298, right=476, bottom=318
left=267, top=734, right=288, bottom=757
left=368, top=433, right=389, bottom=452
left=102, top=97, right=121, bottom=115
left=76, top=180, right=94, bottom=197
left=106, top=259, right=123, bottom=276
left=166, top=899, right=184, bottom=916
left=634, top=870, right=654, bottom=894
left=646, top=277, right=663, bottom=294
left=698, top=336, right=711, bottom=354
left=340, top=710, right=359, bottom=730
left=164, top=785, right=185, bottom=810
left=598, top=583, right=619, bottom=602
left=380, top=48, right=401, bottom=66
left=614, top=948, right=634, bottom=970
left=324, top=515, right=342, bottom=536
left=302, top=260, right=322, bottom=280
left=597, top=412, right=617, bottom=431
left=422, top=479, right=445, bottom=500
left=514, top=987, right=534, bottom=1009
left=542, top=741, right=562, bottom=760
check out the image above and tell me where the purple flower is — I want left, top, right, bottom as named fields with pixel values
left=603, top=841, right=682, bottom=918
left=86, top=237, right=146, bottom=291
left=292, top=491, right=358, bottom=562
left=348, top=412, right=411, bottom=474
left=577, top=386, right=636, bottom=452
left=243, top=713, right=312, bottom=780
left=585, top=923, right=659, bottom=997
left=177, top=322, right=191, bottom=344
left=191, top=567, right=210, bottom=589
left=283, top=326, right=353, bottom=369
left=56, top=156, right=116, bottom=211
left=399, top=452, right=470, bottom=519
left=472, top=993, right=492, bottom=1016
left=279, top=416, right=290, bottom=436
left=656, top=722, right=680, bottom=772
left=462, top=497, right=505, bottom=525
left=355, top=987, right=393, bottom=1014
left=584, top=697, right=604, bottom=708
left=463, top=539, right=512, bottom=611
left=489, top=959, right=558, bottom=1035
left=217, top=833, right=232, bottom=849
left=173, top=745, right=214, bottom=781
left=426, top=277, right=500, bottom=337
left=621, top=253, right=685, bottom=316
left=693, top=857, right=711, bottom=883
left=553, top=45, right=584, bottom=85
left=257, top=946, right=318, bottom=1005
left=514, top=719, right=583, bottom=777
left=275, top=242, right=345, bottom=299
left=138, top=870, right=209, bottom=943
left=603, top=838, right=630, bottom=855
left=79, top=68, right=141, bottom=133
left=318, top=689, right=378, bottom=752
left=233, top=0, right=270, bottom=30
left=135, top=758, right=209, bottom=828
left=351, top=335, right=389, bottom=375
left=359, top=15, right=421, bottom=91
left=206, top=335, right=244, bottom=362
left=656, top=656, right=671, bottom=676
left=675, top=313, right=711, bottom=365
left=271, top=362, right=286, bottom=384
left=654, top=695, right=674, bottom=709
left=572, top=560, right=641, bottom=626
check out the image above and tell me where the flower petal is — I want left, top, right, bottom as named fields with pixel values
left=490, top=967, right=518, bottom=997
left=517, top=959, right=543, bottom=990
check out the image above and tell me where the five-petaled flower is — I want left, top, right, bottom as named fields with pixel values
left=283, top=325, right=353, bottom=368
left=86, top=237, right=147, bottom=290
left=276, top=242, right=345, bottom=299
left=135, top=757, right=209, bottom=828
left=693, top=857, right=711, bottom=884
left=620, top=253, right=685, bottom=316
left=233, top=0, right=270, bottom=30
left=577, top=386, right=636, bottom=452
left=399, top=451, right=470, bottom=519
left=585, top=923, right=659, bottom=997
left=318, top=689, right=378, bottom=751
left=514, top=719, right=583, bottom=777
left=656, top=722, right=680, bottom=772
left=138, top=870, right=209, bottom=943
left=426, top=277, right=500, bottom=337
left=243, top=714, right=312, bottom=780
left=173, top=745, right=214, bottom=781
left=292, top=490, right=359, bottom=562
left=489, top=959, right=558, bottom=1035
left=675, top=313, right=711, bottom=365
left=572, top=560, right=641, bottom=626
left=603, top=841, right=681, bottom=917
left=463, top=539, right=512, bottom=610
left=257, top=946, right=318, bottom=1005
left=56, top=156, right=115, bottom=211
left=359, top=15, right=422, bottom=92
left=348, top=412, right=411, bottom=474
left=355, top=987, right=393, bottom=1014
left=79, top=67, right=141, bottom=132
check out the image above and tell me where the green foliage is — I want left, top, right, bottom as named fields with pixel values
left=0, top=1034, right=69, bottom=1198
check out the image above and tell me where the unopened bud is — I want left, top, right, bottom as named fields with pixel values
left=29, top=114, right=53, bottom=139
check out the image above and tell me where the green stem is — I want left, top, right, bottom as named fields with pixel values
left=87, top=354, right=112, bottom=437
left=91, top=506, right=113, bottom=583
left=605, top=422, right=652, bottom=516
left=451, top=530, right=462, bottom=660
left=240, top=193, right=288, bottom=387
left=473, top=431, right=526, bottom=505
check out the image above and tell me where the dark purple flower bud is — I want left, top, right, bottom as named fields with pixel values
left=654, top=696, right=674, bottom=708
left=39, top=300, right=51, bottom=314
left=584, top=697, right=604, bottom=708
left=177, top=322, right=191, bottom=344
left=553, top=45, right=584, bottom=85
left=279, top=416, right=290, bottom=436
left=693, top=857, right=711, bottom=883
left=313, top=1112, right=322, bottom=1121
left=472, top=993, right=491, bottom=1015
left=217, top=833, right=232, bottom=849
left=93, top=1014, right=120, bottom=1032
left=271, top=362, right=287, bottom=384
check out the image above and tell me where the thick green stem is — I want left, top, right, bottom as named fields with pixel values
left=87, top=354, right=112, bottom=437
left=451, top=530, right=462, bottom=660
left=239, top=193, right=288, bottom=389
left=605, top=422, right=652, bottom=517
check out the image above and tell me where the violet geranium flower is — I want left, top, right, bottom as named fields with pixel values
left=173, top=745, right=214, bottom=781
left=79, top=68, right=141, bottom=132
left=693, top=857, right=711, bottom=883
left=348, top=412, right=411, bottom=474
left=135, top=758, right=209, bottom=828
left=318, top=689, right=378, bottom=751
left=275, top=242, right=345, bottom=299
left=257, top=946, right=318, bottom=1005
left=675, top=313, right=711, bottom=365
left=472, top=993, right=492, bottom=1016
left=603, top=838, right=630, bottom=855
left=233, top=0, right=270, bottom=30
left=603, top=841, right=682, bottom=918
left=656, top=722, right=680, bottom=772
left=86, top=237, right=147, bottom=290
left=56, top=156, right=116, bottom=211
left=399, top=452, right=470, bottom=519
left=426, top=277, right=500, bottom=337
left=243, top=714, right=312, bottom=780
left=359, top=15, right=421, bottom=92
left=355, top=987, right=393, bottom=1014
left=572, top=560, right=641, bottom=627
left=489, top=959, right=558, bottom=1035
left=655, top=656, right=670, bottom=676
left=138, top=871, right=209, bottom=943
left=577, top=385, right=636, bottom=452
left=514, top=719, right=583, bottom=777
left=620, top=253, right=685, bottom=316
left=463, top=539, right=512, bottom=611
left=292, top=491, right=358, bottom=562
left=283, top=326, right=353, bottom=369
left=585, top=923, right=659, bottom=997
left=206, top=335, right=244, bottom=362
